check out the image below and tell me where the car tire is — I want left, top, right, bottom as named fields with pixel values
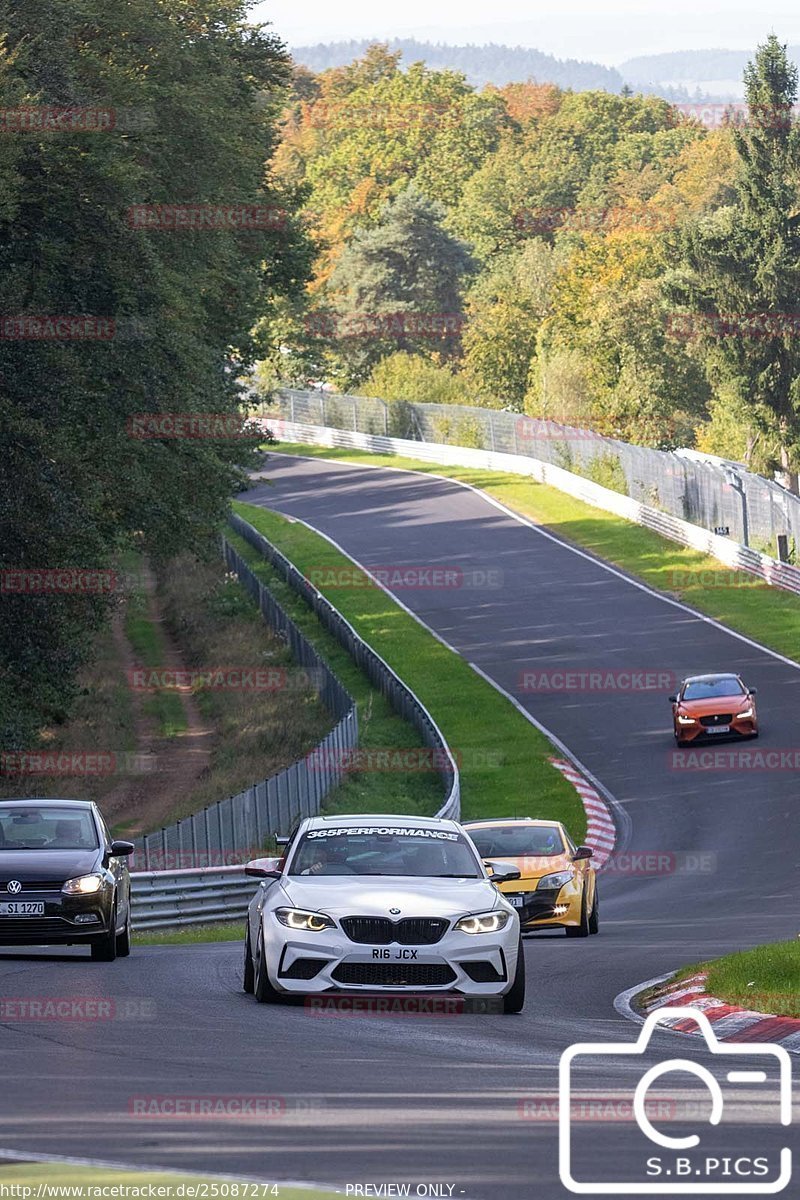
left=503, top=937, right=526, bottom=1013
left=565, top=892, right=591, bottom=938
left=588, top=889, right=599, bottom=935
left=91, top=901, right=118, bottom=962
left=115, top=905, right=132, bottom=957
left=253, top=924, right=283, bottom=1004
left=243, top=925, right=255, bottom=994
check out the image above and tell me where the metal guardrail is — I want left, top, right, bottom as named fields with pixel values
left=130, top=865, right=267, bottom=930
left=272, top=387, right=800, bottom=557
left=229, top=512, right=461, bottom=821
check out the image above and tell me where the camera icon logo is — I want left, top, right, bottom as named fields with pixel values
left=559, top=1007, right=792, bottom=1194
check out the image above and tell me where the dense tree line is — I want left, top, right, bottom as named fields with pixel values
left=0, top=0, right=312, bottom=746
left=268, top=36, right=800, bottom=483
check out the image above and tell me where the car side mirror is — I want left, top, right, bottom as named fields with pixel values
left=572, top=846, right=593, bottom=861
left=485, top=859, right=521, bottom=884
left=668, top=694, right=677, bottom=703
left=109, top=840, right=134, bottom=857
left=245, top=858, right=281, bottom=879
left=748, top=687, right=757, bottom=696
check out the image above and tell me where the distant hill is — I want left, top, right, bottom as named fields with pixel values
left=619, top=46, right=800, bottom=95
left=290, top=39, right=624, bottom=93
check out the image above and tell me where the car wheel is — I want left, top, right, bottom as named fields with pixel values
left=503, top=937, right=526, bottom=1013
left=588, top=888, right=599, bottom=935
left=91, top=901, right=118, bottom=962
left=565, top=891, right=591, bottom=938
left=253, top=924, right=282, bottom=1004
left=115, top=904, right=132, bottom=957
left=243, top=924, right=255, bottom=994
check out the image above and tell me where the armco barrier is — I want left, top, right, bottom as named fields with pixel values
left=130, top=864, right=265, bottom=930
left=229, top=512, right=460, bottom=820
left=258, top=416, right=800, bottom=599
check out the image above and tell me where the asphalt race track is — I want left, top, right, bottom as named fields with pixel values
left=1, top=453, right=797, bottom=1198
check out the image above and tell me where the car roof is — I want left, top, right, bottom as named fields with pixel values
left=463, top=818, right=563, bottom=830
left=682, top=673, right=741, bottom=683
left=303, top=814, right=461, bottom=831
left=0, top=797, right=94, bottom=808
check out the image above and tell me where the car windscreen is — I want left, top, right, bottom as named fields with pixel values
left=683, top=678, right=745, bottom=700
left=468, top=826, right=565, bottom=858
left=0, top=807, right=99, bottom=850
left=288, top=826, right=482, bottom=877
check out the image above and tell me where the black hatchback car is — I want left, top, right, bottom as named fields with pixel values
left=0, top=798, right=134, bottom=960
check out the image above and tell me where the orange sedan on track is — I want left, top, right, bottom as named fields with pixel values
left=669, top=673, right=758, bottom=745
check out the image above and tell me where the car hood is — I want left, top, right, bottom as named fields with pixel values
left=0, top=849, right=101, bottom=882
left=490, top=852, right=574, bottom=886
left=678, top=695, right=749, bottom=715
left=278, top=875, right=502, bottom=918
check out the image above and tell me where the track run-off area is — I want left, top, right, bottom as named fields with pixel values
left=1, top=452, right=797, bottom=1199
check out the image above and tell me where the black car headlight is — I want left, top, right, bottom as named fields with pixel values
left=275, top=907, right=336, bottom=932
left=62, top=873, right=105, bottom=896
left=537, top=870, right=575, bottom=891
left=454, top=910, right=510, bottom=935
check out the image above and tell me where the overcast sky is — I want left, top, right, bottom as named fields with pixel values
left=251, top=0, right=800, bottom=65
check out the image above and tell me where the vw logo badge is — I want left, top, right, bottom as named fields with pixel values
left=7, top=880, right=22, bottom=895
left=389, top=907, right=401, bottom=915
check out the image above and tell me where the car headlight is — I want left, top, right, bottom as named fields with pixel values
left=275, top=907, right=336, bottom=932
left=62, top=873, right=105, bottom=895
left=454, top=910, right=510, bottom=935
left=676, top=712, right=696, bottom=725
left=738, top=705, right=754, bottom=718
left=537, top=870, right=574, bottom=891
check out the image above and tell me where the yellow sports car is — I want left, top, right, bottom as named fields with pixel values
left=463, top=818, right=598, bottom=937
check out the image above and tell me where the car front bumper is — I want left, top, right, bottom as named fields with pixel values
left=261, top=916, right=521, bottom=996
left=0, top=888, right=115, bottom=946
left=675, top=714, right=758, bottom=743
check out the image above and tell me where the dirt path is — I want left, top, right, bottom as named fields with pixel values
left=103, top=566, right=214, bottom=837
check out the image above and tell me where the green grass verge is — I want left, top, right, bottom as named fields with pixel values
left=0, top=1162, right=338, bottom=1198
left=134, top=920, right=245, bottom=945
left=231, top=501, right=585, bottom=835
left=268, top=442, right=800, bottom=662
left=670, top=939, right=800, bottom=1018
